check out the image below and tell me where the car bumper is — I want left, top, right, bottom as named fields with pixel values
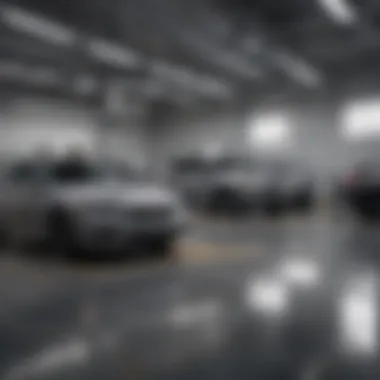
left=74, top=221, right=184, bottom=252
left=346, top=187, right=380, bottom=210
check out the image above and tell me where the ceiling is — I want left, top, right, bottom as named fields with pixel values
left=0, top=0, right=379, bottom=104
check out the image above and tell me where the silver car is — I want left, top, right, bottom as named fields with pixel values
left=0, top=158, right=187, bottom=258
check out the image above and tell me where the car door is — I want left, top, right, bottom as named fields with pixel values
left=2, top=160, right=48, bottom=243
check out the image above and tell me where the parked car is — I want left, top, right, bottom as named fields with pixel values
left=171, top=155, right=315, bottom=215
left=262, top=160, right=315, bottom=214
left=0, top=157, right=187, bottom=258
left=339, top=159, right=380, bottom=220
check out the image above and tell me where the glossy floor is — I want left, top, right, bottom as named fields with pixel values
left=1, top=214, right=380, bottom=380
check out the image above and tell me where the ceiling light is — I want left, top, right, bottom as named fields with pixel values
left=341, top=98, right=380, bottom=140
left=88, top=39, right=139, bottom=68
left=198, top=76, right=231, bottom=98
left=152, top=61, right=230, bottom=98
left=249, top=112, right=292, bottom=151
left=221, top=53, right=262, bottom=79
left=318, top=0, right=357, bottom=25
left=180, top=31, right=262, bottom=80
left=0, top=6, right=76, bottom=46
left=153, top=62, right=195, bottom=87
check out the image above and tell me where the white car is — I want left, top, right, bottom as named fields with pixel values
left=0, top=158, right=186, bottom=258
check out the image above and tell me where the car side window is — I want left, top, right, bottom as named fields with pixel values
left=6, top=161, right=41, bottom=184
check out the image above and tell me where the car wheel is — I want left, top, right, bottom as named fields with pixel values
left=47, top=210, right=80, bottom=258
left=209, top=190, right=247, bottom=216
left=264, top=199, right=285, bottom=217
left=355, top=206, right=379, bottom=223
left=0, top=219, right=10, bottom=250
left=149, top=236, right=176, bottom=261
left=295, top=193, right=313, bottom=212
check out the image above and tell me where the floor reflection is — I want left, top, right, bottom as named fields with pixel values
left=3, top=217, right=380, bottom=379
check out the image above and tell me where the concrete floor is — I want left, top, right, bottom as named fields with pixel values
left=1, top=213, right=380, bottom=379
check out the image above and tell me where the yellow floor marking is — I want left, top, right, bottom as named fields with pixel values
left=176, top=240, right=264, bottom=265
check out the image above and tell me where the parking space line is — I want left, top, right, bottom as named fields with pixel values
left=176, top=240, right=264, bottom=265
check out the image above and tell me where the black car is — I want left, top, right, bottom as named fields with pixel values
left=171, top=155, right=315, bottom=215
left=340, top=160, right=380, bottom=220
left=262, top=160, right=315, bottom=214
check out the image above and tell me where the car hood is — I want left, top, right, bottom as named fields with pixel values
left=53, top=181, right=176, bottom=207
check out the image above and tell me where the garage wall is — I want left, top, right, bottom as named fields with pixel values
left=155, top=108, right=249, bottom=171
left=292, top=100, right=380, bottom=182
left=0, top=96, right=147, bottom=163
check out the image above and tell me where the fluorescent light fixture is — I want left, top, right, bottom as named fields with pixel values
left=0, top=6, right=76, bottom=46
left=222, top=53, right=262, bottom=79
left=152, top=61, right=231, bottom=98
left=153, top=62, right=195, bottom=87
left=88, top=39, right=139, bottom=68
left=318, top=0, right=357, bottom=25
left=199, top=76, right=231, bottom=98
left=180, top=31, right=262, bottom=80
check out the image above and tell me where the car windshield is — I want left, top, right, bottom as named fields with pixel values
left=173, top=157, right=213, bottom=175
left=50, top=159, right=144, bottom=183
left=173, top=157, right=254, bottom=176
left=104, top=162, right=144, bottom=181
left=214, top=157, right=254, bottom=172
left=50, top=160, right=100, bottom=183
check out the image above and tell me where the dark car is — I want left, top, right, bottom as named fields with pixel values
left=262, top=160, right=315, bottom=214
left=171, top=155, right=315, bottom=215
left=340, top=160, right=380, bottom=220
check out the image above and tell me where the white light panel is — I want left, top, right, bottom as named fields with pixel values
left=341, top=99, right=380, bottom=140
left=88, top=39, right=139, bottom=68
left=249, top=112, right=292, bottom=151
left=1, top=6, right=76, bottom=46
left=318, top=0, right=357, bottom=25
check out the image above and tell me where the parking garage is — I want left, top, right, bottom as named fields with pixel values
left=2, top=0, right=380, bottom=379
